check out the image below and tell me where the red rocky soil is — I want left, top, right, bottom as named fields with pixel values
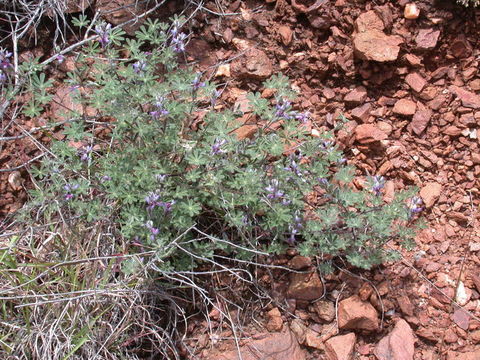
left=2, top=0, right=480, bottom=359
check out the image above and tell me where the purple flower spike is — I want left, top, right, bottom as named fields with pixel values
left=319, top=178, right=329, bottom=186
left=0, top=48, right=12, bottom=70
left=100, top=175, right=111, bottom=182
left=56, top=54, right=65, bottom=64
left=155, top=174, right=168, bottom=182
left=211, top=89, right=222, bottom=107
left=408, top=196, right=423, bottom=218
left=94, top=23, right=112, bottom=48
left=287, top=211, right=303, bottom=245
left=265, top=179, right=285, bottom=200
left=0, top=71, right=6, bottom=85
left=149, top=97, right=169, bottom=119
left=171, top=32, right=188, bottom=52
left=133, top=60, right=147, bottom=74
left=63, top=183, right=79, bottom=201
left=211, top=138, right=227, bottom=155
left=275, top=99, right=293, bottom=119
left=295, top=111, right=310, bottom=124
left=192, top=74, right=205, bottom=90
left=145, top=192, right=161, bottom=211
left=371, top=175, right=385, bottom=196
left=145, top=221, right=160, bottom=241
left=79, top=145, right=93, bottom=162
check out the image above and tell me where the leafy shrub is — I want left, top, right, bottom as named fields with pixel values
left=18, top=17, right=421, bottom=273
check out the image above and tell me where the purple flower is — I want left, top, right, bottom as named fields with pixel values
left=145, top=221, right=159, bottom=241
left=78, top=145, right=93, bottom=162
left=408, top=196, right=423, bottom=218
left=319, top=178, right=329, bottom=186
left=0, top=48, right=12, bottom=70
left=320, top=140, right=334, bottom=151
left=287, top=211, right=303, bottom=245
left=133, top=60, right=147, bottom=74
left=275, top=99, right=293, bottom=119
left=371, top=175, right=385, bottom=196
left=145, top=192, right=175, bottom=214
left=63, top=183, right=79, bottom=201
left=170, top=20, right=181, bottom=36
left=192, top=74, right=205, bottom=90
left=0, top=71, right=6, bottom=85
left=211, top=89, right=222, bottom=107
left=155, top=174, right=168, bottom=182
left=100, top=175, right=111, bottom=182
left=145, top=192, right=161, bottom=211
left=56, top=54, right=65, bottom=64
left=171, top=32, right=188, bottom=52
left=149, top=97, right=169, bottom=119
left=159, top=200, right=176, bottom=213
left=295, top=111, right=310, bottom=124
left=211, top=138, right=227, bottom=155
left=265, top=179, right=285, bottom=199
left=94, top=23, right=112, bottom=48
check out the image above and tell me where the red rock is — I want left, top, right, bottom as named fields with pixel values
left=377, top=121, right=392, bottom=136
left=231, top=48, right=273, bottom=79
left=393, top=99, right=416, bottom=116
left=338, top=295, right=379, bottom=331
left=325, top=333, right=356, bottom=360
left=374, top=319, right=415, bottom=360
left=351, top=103, right=372, bottom=122
left=287, top=271, right=324, bottom=301
left=452, top=306, right=470, bottom=331
left=323, top=88, right=336, bottom=99
left=278, top=25, right=293, bottom=45
left=471, top=330, right=480, bottom=343
left=404, top=54, right=422, bottom=67
left=420, top=182, right=442, bottom=208
left=444, top=328, right=458, bottom=343
left=355, top=11, right=384, bottom=33
left=447, top=350, right=480, bottom=360
left=208, top=329, right=306, bottom=360
left=96, top=0, right=146, bottom=35
left=397, top=295, right=414, bottom=317
left=233, top=114, right=258, bottom=140
left=405, top=72, right=426, bottom=92
left=449, top=85, right=480, bottom=109
left=355, top=124, right=388, bottom=144
left=416, top=327, right=438, bottom=342
left=51, top=86, right=96, bottom=122
left=288, top=256, right=312, bottom=270
left=443, top=126, right=462, bottom=136
left=415, top=29, right=440, bottom=50
left=291, top=0, right=325, bottom=13
left=266, top=307, right=283, bottom=332
left=353, top=30, right=403, bottom=62
left=304, top=328, right=325, bottom=350
left=409, top=108, right=432, bottom=135
left=290, top=319, right=307, bottom=344
left=450, top=36, right=472, bottom=58
left=312, top=300, right=335, bottom=322
left=344, top=86, right=368, bottom=105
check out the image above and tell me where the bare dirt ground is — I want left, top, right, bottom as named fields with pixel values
left=1, top=0, right=480, bottom=359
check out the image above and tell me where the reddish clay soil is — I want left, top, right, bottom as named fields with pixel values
left=1, top=0, right=480, bottom=359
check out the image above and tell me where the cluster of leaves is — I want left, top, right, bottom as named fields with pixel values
left=21, top=17, right=421, bottom=272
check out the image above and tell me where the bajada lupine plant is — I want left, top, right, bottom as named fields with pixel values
left=21, top=18, right=421, bottom=271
